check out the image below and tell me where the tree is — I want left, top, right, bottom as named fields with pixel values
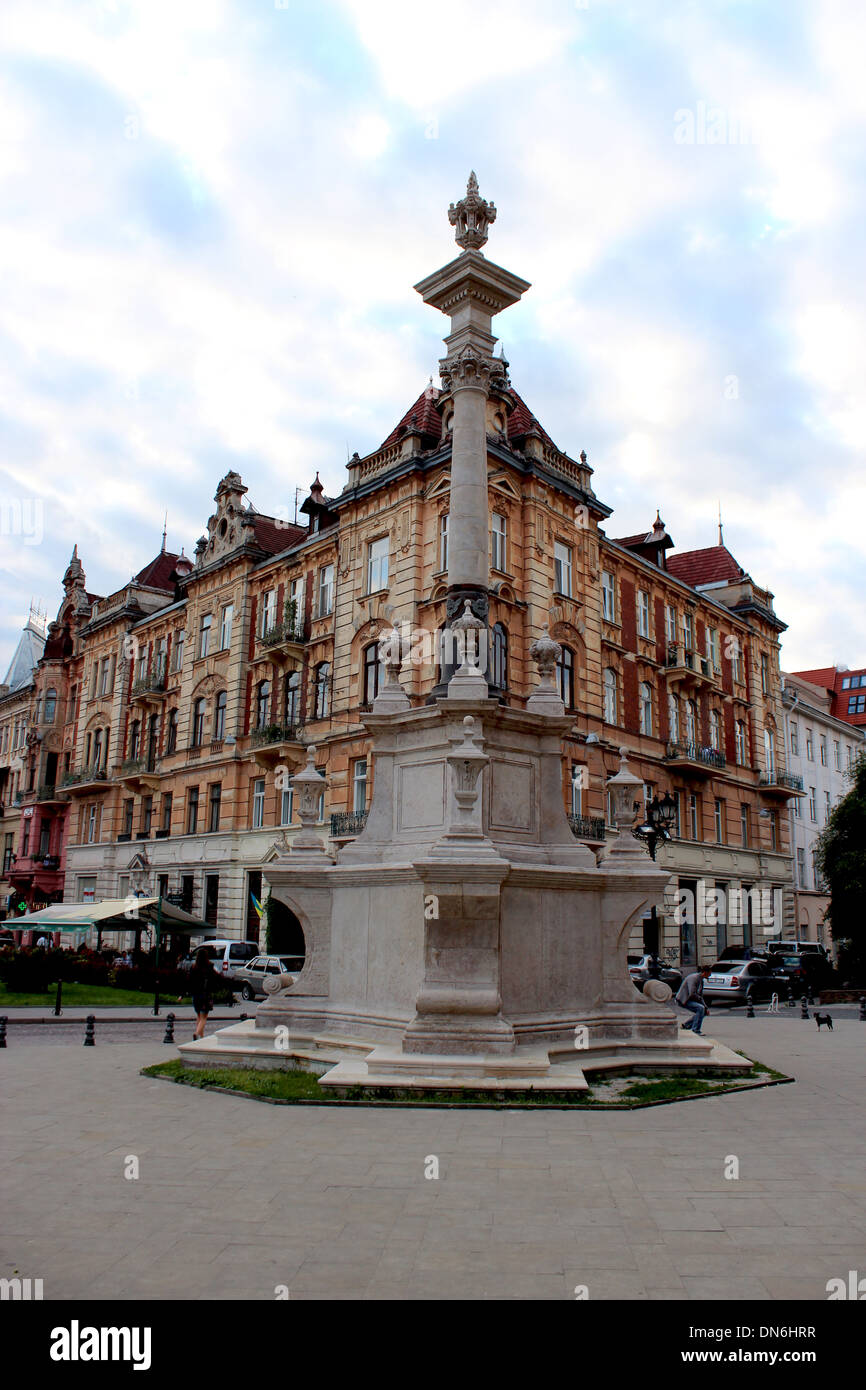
left=815, top=752, right=866, bottom=981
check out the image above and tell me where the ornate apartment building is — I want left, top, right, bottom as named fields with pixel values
left=782, top=670, right=865, bottom=948
left=4, top=360, right=798, bottom=964
left=0, top=609, right=46, bottom=913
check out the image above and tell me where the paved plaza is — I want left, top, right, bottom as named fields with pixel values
left=1, top=1011, right=864, bottom=1301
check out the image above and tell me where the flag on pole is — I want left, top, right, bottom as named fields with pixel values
left=250, top=893, right=264, bottom=920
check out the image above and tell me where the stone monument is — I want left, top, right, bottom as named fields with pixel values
left=180, top=175, right=746, bottom=1090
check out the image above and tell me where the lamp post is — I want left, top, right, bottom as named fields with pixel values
left=634, top=792, right=677, bottom=861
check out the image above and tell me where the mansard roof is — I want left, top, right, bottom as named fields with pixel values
left=666, top=544, right=746, bottom=587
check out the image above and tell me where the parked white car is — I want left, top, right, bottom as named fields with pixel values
left=232, top=954, right=305, bottom=1000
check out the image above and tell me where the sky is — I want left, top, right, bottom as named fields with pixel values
left=1, top=0, right=864, bottom=676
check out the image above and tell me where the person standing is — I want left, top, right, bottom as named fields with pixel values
left=676, top=965, right=711, bottom=1034
left=189, top=949, right=217, bottom=1041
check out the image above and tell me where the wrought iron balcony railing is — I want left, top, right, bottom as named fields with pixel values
left=131, top=668, right=167, bottom=696
left=665, top=741, right=726, bottom=770
left=759, top=770, right=804, bottom=792
left=62, top=765, right=107, bottom=787
left=260, top=616, right=306, bottom=648
left=330, top=811, right=368, bottom=838
left=568, top=814, right=608, bottom=842
left=251, top=723, right=302, bottom=747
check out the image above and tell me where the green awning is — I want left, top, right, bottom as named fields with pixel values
left=9, top=898, right=213, bottom=935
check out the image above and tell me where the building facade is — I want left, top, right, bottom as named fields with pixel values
left=782, top=670, right=866, bottom=949
left=4, top=285, right=800, bottom=965
left=790, top=664, right=866, bottom=732
left=0, top=609, right=46, bottom=917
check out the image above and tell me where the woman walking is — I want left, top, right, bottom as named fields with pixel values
left=190, top=949, right=217, bottom=1040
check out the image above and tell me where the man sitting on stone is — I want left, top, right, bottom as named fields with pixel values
left=676, top=966, right=711, bottom=1034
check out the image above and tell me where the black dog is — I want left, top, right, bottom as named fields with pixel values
left=815, top=1013, right=834, bottom=1031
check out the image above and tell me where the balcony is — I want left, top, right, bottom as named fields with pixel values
left=568, top=814, right=607, bottom=843
left=759, top=770, right=806, bottom=798
left=62, top=765, right=110, bottom=796
left=330, top=810, right=368, bottom=840
left=36, top=782, right=68, bottom=806
left=664, top=644, right=719, bottom=690
left=255, top=607, right=307, bottom=667
left=119, top=757, right=161, bottom=790
left=250, top=723, right=304, bottom=769
left=664, top=741, right=726, bottom=776
left=130, top=669, right=169, bottom=703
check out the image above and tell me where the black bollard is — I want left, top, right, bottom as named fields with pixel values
left=83, top=1014, right=95, bottom=1046
left=806, top=985, right=815, bottom=1007
left=859, top=997, right=866, bottom=1022
left=162, top=1012, right=175, bottom=1045
left=0, top=1016, right=6, bottom=1048
left=800, top=997, right=810, bottom=1020
left=785, top=981, right=795, bottom=1007
left=746, top=996, right=755, bottom=1019
left=54, top=979, right=63, bottom=1017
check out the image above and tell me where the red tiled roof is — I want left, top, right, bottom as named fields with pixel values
left=789, top=667, right=840, bottom=690
left=134, top=551, right=182, bottom=591
left=613, top=532, right=652, bottom=548
left=379, top=383, right=558, bottom=452
left=248, top=515, right=307, bottom=555
left=666, top=545, right=744, bottom=588
left=380, top=387, right=444, bottom=448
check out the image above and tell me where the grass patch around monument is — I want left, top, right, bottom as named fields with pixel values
left=142, top=1057, right=792, bottom=1109
left=0, top=982, right=194, bottom=1009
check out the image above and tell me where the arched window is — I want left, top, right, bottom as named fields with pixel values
left=685, top=699, right=697, bottom=747
left=557, top=646, right=575, bottom=709
left=735, top=719, right=747, bottom=766
left=363, top=641, right=383, bottom=706
left=255, top=680, right=271, bottom=731
left=129, top=719, right=141, bottom=760
left=491, top=624, right=508, bottom=690
left=639, top=681, right=653, bottom=736
left=166, top=707, right=179, bottom=755
left=709, top=708, right=722, bottom=751
left=214, top=690, right=227, bottom=742
left=315, top=662, right=331, bottom=719
left=285, top=670, right=300, bottom=726
left=191, top=699, right=206, bottom=747
left=43, top=689, right=57, bottom=723
left=668, top=692, right=680, bottom=743
left=603, top=667, right=617, bottom=725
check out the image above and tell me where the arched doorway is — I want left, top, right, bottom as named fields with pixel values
left=266, top=897, right=306, bottom=963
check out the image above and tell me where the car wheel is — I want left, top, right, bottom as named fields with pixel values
left=241, top=984, right=254, bottom=1001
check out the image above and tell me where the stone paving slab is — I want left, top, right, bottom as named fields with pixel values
left=0, top=1012, right=865, bottom=1300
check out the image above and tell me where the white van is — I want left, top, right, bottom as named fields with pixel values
left=184, top=939, right=258, bottom=978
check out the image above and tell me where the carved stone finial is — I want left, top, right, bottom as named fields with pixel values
left=527, top=624, right=565, bottom=716
left=448, top=171, right=497, bottom=251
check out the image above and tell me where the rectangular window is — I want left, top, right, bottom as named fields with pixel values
left=637, top=590, right=650, bottom=638
left=601, top=570, right=615, bottom=620
left=732, top=643, right=744, bottom=684
left=824, top=789, right=831, bottom=823
left=833, top=740, right=841, bottom=771
left=78, top=876, right=97, bottom=904
left=689, top=793, right=699, bottom=840
left=317, top=766, right=326, bottom=823
left=848, top=695, right=866, bottom=714
left=318, top=564, right=334, bottom=617
left=204, top=874, right=219, bottom=927
left=198, top=614, right=212, bottom=659
left=352, top=757, right=368, bottom=815
left=87, top=804, right=98, bottom=844
left=570, top=762, right=586, bottom=816
left=122, top=799, right=134, bottom=837
left=796, top=847, right=806, bottom=888
left=790, top=723, right=799, bottom=755
left=142, top=795, right=153, bottom=836
left=665, top=604, right=677, bottom=644
left=367, top=537, right=389, bottom=593
left=491, top=514, right=507, bottom=573
left=219, top=604, right=234, bottom=651
left=208, top=783, right=221, bottom=833
left=819, top=736, right=827, bottom=766
left=682, top=611, right=694, bottom=652
left=761, top=652, right=769, bottom=695
left=173, top=629, right=185, bottom=672
left=714, top=798, right=724, bottom=844
left=261, top=590, right=276, bottom=638
left=186, top=786, right=199, bottom=836
left=805, top=730, right=813, bottom=760
left=252, top=778, right=265, bottom=829
left=554, top=542, right=573, bottom=598
left=808, top=786, right=817, bottom=821
left=3, top=833, right=14, bottom=875
left=740, top=804, right=749, bottom=848
left=439, top=514, right=449, bottom=572
left=280, top=785, right=293, bottom=826
left=154, top=639, right=166, bottom=680
left=161, top=792, right=172, bottom=834
left=794, top=793, right=802, bottom=819
left=706, top=627, right=720, bottom=669
left=769, top=810, right=779, bottom=851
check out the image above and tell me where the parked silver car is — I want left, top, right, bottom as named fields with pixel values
left=703, top=959, right=780, bottom=1006
left=628, top=954, right=683, bottom=993
left=231, top=954, right=305, bottom=1000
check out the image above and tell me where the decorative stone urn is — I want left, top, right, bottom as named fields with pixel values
left=447, top=600, right=488, bottom=700
left=526, top=624, right=565, bottom=716
left=290, top=747, right=332, bottom=861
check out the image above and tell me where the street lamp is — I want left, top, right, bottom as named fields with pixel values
left=634, top=792, right=677, bottom=861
